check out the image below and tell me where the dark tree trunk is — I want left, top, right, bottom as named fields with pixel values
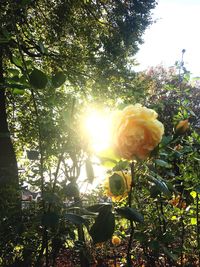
left=0, top=47, right=20, bottom=217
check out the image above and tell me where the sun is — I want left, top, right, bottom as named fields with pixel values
left=83, top=109, right=111, bottom=153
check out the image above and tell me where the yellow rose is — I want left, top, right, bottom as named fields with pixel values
left=175, top=119, right=189, bottom=135
left=104, top=171, right=132, bottom=202
left=111, top=104, right=164, bottom=160
left=112, top=235, right=121, bottom=246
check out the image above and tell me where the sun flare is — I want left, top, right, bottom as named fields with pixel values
left=83, top=109, right=111, bottom=153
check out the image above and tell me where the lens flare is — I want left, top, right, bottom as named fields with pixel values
left=84, top=109, right=111, bottom=153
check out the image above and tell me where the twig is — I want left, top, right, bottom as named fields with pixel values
left=159, top=195, right=166, bottom=233
left=126, top=161, right=134, bottom=266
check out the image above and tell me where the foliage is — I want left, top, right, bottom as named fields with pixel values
left=0, top=0, right=158, bottom=266
left=2, top=0, right=200, bottom=266
left=143, top=65, right=200, bottom=135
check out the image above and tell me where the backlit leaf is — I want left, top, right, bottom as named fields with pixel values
left=116, top=207, right=144, bottom=223
left=30, top=68, right=48, bottom=89
left=41, top=212, right=59, bottom=227
left=52, top=72, right=66, bottom=88
left=65, top=213, right=87, bottom=225
left=90, top=209, right=115, bottom=243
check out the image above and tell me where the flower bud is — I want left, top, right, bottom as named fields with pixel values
left=174, top=144, right=183, bottom=151
left=112, top=235, right=121, bottom=246
left=175, top=119, right=189, bottom=135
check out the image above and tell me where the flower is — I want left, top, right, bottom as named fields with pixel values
left=104, top=171, right=132, bottom=202
left=111, top=104, right=164, bottom=160
left=112, top=235, right=121, bottom=246
left=169, top=195, right=186, bottom=209
left=175, top=119, right=189, bottom=135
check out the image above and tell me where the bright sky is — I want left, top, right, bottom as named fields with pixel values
left=135, top=0, right=200, bottom=77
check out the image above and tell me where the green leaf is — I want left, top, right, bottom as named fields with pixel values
left=12, top=57, right=23, bottom=67
left=190, top=191, right=197, bottom=199
left=97, top=148, right=119, bottom=168
left=161, top=136, right=173, bottom=146
left=155, top=159, right=171, bottom=168
left=134, top=232, right=148, bottom=243
left=29, top=68, right=48, bottom=89
left=65, top=182, right=79, bottom=198
left=89, top=209, right=115, bottom=244
left=149, top=175, right=171, bottom=197
left=41, top=212, right=59, bottom=227
left=65, top=213, right=87, bottom=225
left=149, top=240, right=159, bottom=251
left=52, top=72, right=66, bottom=88
left=171, top=215, right=177, bottom=221
left=7, top=68, right=20, bottom=76
left=113, top=160, right=129, bottom=171
left=149, top=185, right=160, bottom=198
left=99, top=157, right=117, bottom=168
left=67, top=207, right=96, bottom=216
left=191, top=218, right=197, bottom=225
left=12, top=89, right=24, bottom=95
left=86, top=203, right=112, bottom=213
left=20, top=0, right=32, bottom=6
left=162, top=246, right=178, bottom=262
left=116, top=207, right=144, bottom=223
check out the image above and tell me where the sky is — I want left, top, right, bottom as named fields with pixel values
left=135, top=0, right=200, bottom=77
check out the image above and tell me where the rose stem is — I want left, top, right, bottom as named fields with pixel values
left=127, top=161, right=135, bottom=266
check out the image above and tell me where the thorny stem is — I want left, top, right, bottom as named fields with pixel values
left=127, top=161, right=134, bottom=267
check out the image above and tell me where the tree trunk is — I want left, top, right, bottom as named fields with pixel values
left=0, top=47, right=20, bottom=218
